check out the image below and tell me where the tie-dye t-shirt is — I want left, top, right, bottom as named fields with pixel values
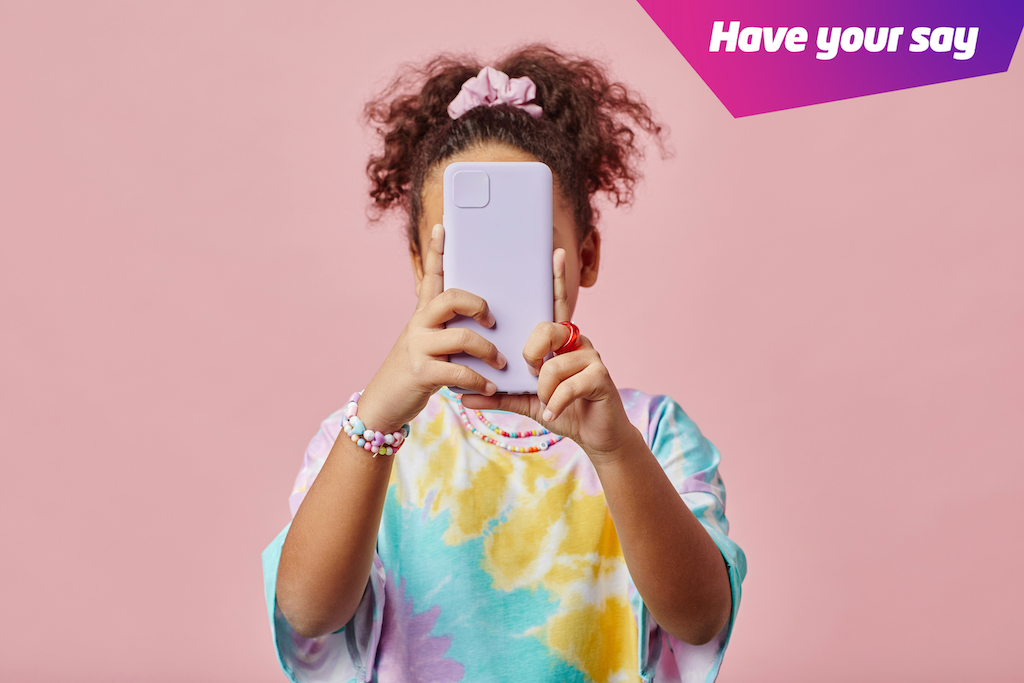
left=262, top=387, right=746, bottom=683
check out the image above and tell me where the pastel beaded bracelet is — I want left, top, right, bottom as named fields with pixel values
left=341, top=392, right=410, bottom=457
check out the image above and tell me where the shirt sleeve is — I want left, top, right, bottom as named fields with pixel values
left=261, top=409, right=386, bottom=683
left=625, top=391, right=747, bottom=683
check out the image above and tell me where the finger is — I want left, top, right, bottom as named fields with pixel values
left=543, top=362, right=609, bottom=422
left=421, top=288, right=495, bottom=329
left=535, top=345, right=594, bottom=406
left=416, top=224, right=445, bottom=312
left=427, top=360, right=497, bottom=396
left=522, top=321, right=575, bottom=376
left=553, top=248, right=571, bottom=323
left=423, top=328, right=507, bottom=370
left=461, top=392, right=541, bottom=420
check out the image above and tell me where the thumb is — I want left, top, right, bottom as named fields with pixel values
left=416, top=224, right=445, bottom=311
left=460, top=393, right=541, bottom=421
left=553, top=248, right=571, bottom=322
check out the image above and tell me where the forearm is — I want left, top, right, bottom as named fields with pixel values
left=591, top=427, right=732, bottom=646
left=276, top=430, right=394, bottom=639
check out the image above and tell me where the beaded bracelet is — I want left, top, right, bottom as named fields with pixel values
left=341, top=392, right=411, bottom=457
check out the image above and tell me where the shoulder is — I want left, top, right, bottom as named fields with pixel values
left=619, top=388, right=722, bottom=477
left=618, top=388, right=699, bottom=445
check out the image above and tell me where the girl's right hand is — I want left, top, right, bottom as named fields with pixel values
left=355, top=223, right=506, bottom=434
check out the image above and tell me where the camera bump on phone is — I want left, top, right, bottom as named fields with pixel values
left=453, top=171, right=489, bottom=208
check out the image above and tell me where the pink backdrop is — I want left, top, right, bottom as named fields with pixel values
left=1, top=2, right=1021, bottom=681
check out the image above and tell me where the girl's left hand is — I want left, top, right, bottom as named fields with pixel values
left=460, top=249, right=638, bottom=462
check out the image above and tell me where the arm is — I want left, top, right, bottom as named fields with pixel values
left=276, top=429, right=395, bottom=638
left=276, top=224, right=506, bottom=638
left=589, top=426, right=732, bottom=645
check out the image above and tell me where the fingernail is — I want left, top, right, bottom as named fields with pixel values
left=485, top=381, right=497, bottom=395
left=496, top=352, right=507, bottom=369
left=528, top=365, right=539, bottom=377
left=432, top=223, right=441, bottom=240
left=542, top=409, right=554, bottom=421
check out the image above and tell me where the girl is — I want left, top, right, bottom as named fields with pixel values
left=262, top=45, right=746, bottom=683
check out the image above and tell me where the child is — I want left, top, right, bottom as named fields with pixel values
left=262, top=45, right=746, bottom=683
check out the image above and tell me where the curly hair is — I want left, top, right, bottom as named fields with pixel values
left=363, top=44, right=666, bottom=252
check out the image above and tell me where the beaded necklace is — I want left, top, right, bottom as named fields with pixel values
left=453, top=394, right=563, bottom=453
left=473, top=409, right=553, bottom=438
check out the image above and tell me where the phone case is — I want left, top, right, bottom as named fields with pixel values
left=442, top=161, right=553, bottom=394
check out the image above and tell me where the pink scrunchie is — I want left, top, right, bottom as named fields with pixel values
left=447, top=66, right=543, bottom=120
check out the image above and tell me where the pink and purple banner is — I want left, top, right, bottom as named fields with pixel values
left=636, top=0, right=1024, bottom=116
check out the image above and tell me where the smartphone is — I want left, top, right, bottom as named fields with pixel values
left=442, top=161, right=553, bottom=394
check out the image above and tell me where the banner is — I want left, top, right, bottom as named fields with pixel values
left=635, top=0, right=1024, bottom=116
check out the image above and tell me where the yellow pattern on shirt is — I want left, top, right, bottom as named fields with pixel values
left=390, top=401, right=640, bottom=683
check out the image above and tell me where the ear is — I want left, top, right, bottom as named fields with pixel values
left=410, top=243, right=425, bottom=298
left=579, top=229, right=600, bottom=288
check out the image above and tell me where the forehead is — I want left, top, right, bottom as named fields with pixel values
left=418, top=142, right=579, bottom=248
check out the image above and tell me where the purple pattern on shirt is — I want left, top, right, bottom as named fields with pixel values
left=375, top=574, right=465, bottom=683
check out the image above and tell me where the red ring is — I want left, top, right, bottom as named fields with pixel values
left=554, top=321, right=581, bottom=355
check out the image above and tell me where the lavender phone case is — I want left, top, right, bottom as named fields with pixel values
left=443, top=161, right=553, bottom=394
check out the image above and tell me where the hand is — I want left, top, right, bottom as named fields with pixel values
left=357, top=224, right=506, bottom=433
left=461, top=249, right=637, bottom=461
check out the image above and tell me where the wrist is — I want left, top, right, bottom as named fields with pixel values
left=353, top=396, right=402, bottom=436
left=586, top=424, right=647, bottom=467
left=341, top=391, right=410, bottom=457
left=355, top=381, right=410, bottom=435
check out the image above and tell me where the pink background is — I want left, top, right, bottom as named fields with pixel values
left=1, top=1, right=1021, bottom=681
